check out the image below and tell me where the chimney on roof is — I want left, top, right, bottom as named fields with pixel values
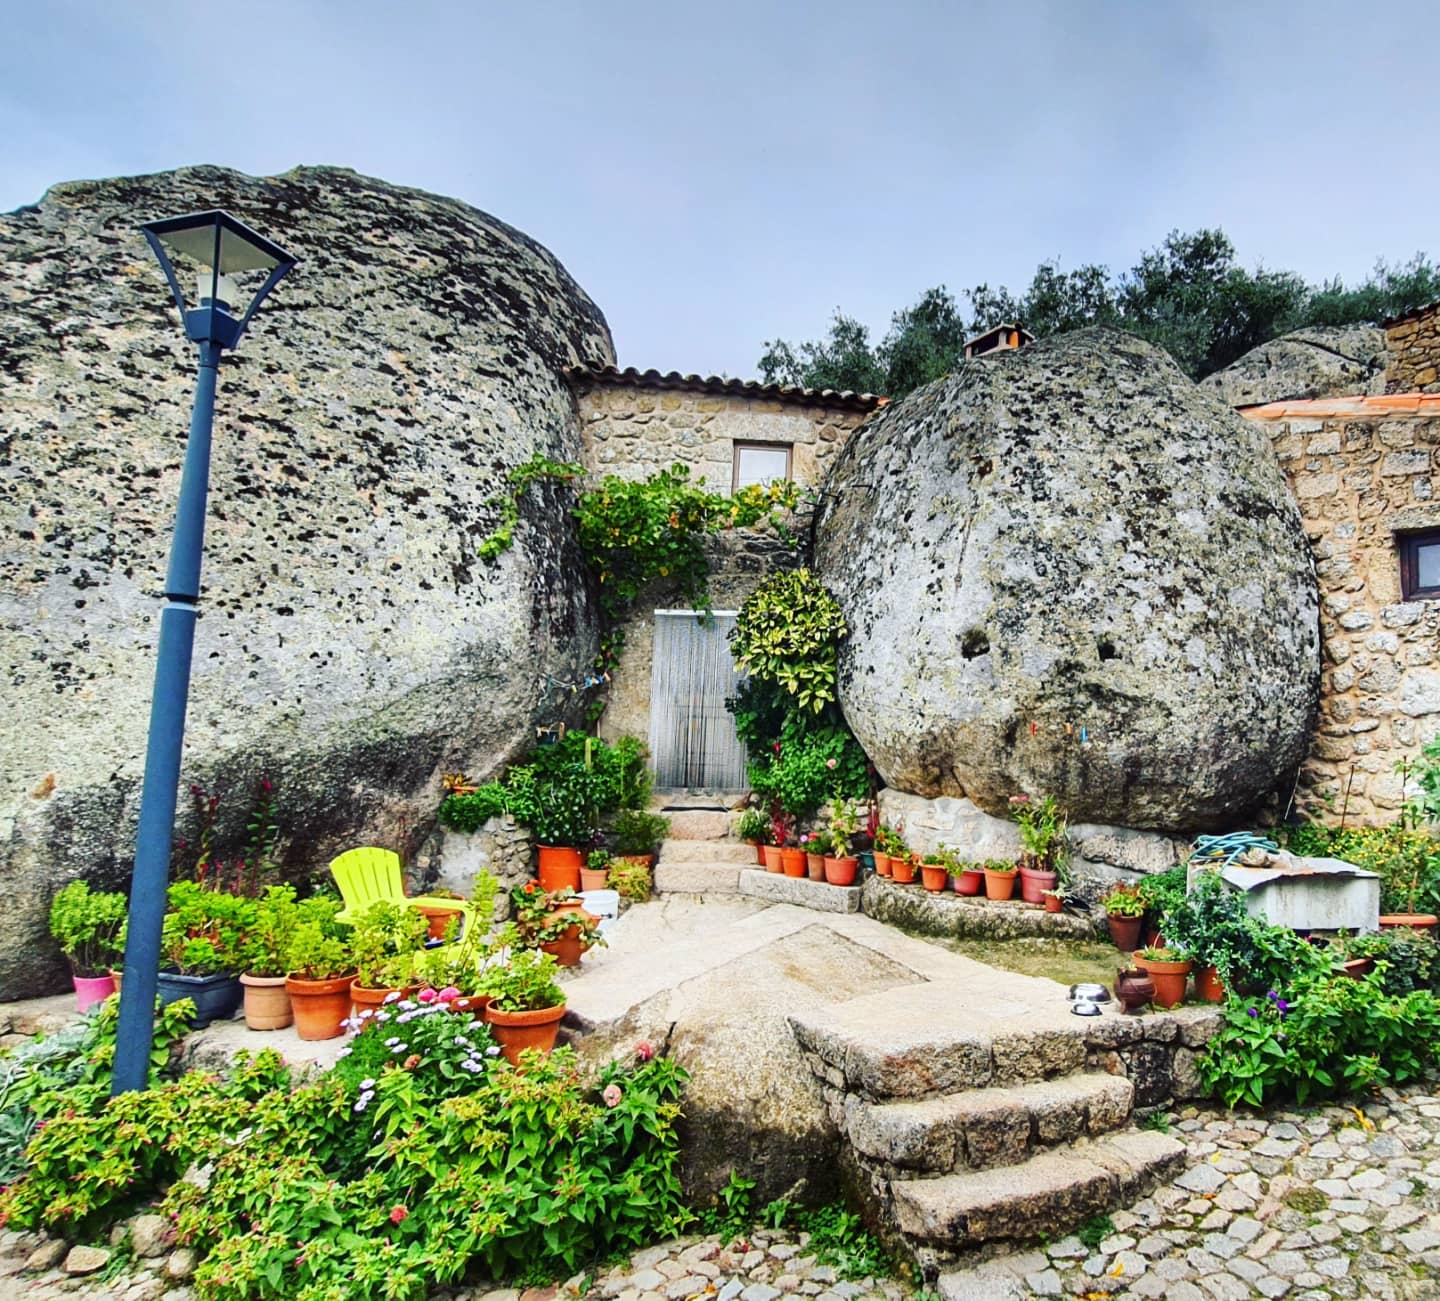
left=964, top=323, right=1034, bottom=360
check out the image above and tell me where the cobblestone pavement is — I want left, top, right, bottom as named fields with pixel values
left=5, top=1087, right=1440, bottom=1300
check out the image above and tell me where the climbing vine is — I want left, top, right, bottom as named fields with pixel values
left=479, top=455, right=800, bottom=677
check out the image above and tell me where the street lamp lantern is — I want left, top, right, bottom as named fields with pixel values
left=112, top=210, right=297, bottom=1094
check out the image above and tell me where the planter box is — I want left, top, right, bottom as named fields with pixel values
left=157, top=971, right=242, bottom=1027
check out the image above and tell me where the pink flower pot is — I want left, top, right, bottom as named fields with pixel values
left=73, top=974, right=116, bottom=1012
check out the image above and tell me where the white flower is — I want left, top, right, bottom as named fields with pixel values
left=391, top=1044, right=406, bottom=1054
left=374, top=1011, right=391, bottom=1022
left=384, top=1037, right=400, bottom=1047
left=397, top=1000, right=417, bottom=1011
left=360, top=1078, right=376, bottom=1090
left=485, top=1045, right=501, bottom=1057
left=396, top=1012, right=416, bottom=1024
left=454, top=1036, right=470, bottom=1048
left=383, top=991, right=402, bottom=1005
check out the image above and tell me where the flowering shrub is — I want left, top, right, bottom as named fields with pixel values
left=0, top=1031, right=689, bottom=1298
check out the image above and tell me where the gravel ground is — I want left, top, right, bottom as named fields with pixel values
left=5, top=1084, right=1440, bottom=1301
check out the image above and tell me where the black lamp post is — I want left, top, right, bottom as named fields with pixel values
left=111, top=211, right=297, bottom=1094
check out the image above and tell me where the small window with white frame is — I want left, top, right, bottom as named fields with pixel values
left=1399, top=529, right=1440, bottom=601
left=732, top=441, right=792, bottom=492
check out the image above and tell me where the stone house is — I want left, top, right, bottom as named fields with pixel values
left=564, top=365, right=879, bottom=788
left=1386, top=301, right=1440, bottom=393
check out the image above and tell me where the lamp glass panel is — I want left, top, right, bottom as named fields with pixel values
left=156, top=221, right=281, bottom=273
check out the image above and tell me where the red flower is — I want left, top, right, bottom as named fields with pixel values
left=635, top=1041, right=654, bottom=1062
left=389, top=1205, right=408, bottom=1225
left=403, top=1054, right=421, bottom=1070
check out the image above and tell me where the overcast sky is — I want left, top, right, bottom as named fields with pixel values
left=4, top=1, right=1435, bottom=378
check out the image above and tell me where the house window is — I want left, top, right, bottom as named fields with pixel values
left=732, top=441, right=792, bottom=492
left=1399, top=530, right=1440, bottom=601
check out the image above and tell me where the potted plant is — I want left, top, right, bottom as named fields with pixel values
left=531, top=781, right=594, bottom=893
left=582, top=850, right=611, bottom=893
left=823, top=799, right=860, bottom=886
left=1009, top=793, right=1071, bottom=903
left=284, top=920, right=356, bottom=1041
left=413, top=887, right=468, bottom=941
left=982, top=858, right=1019, bottom=902
left=1041, top=886, right=1068, bottom=915
left=738, top=808, right=769, bottom=866
left=920, top=853, right=949, bottom=893
left=607, top=855, right=652, bottom=903
left=239, top=884, right=300, bottom=1030
left=511, top=883, right=604, bottom=968
left=610, top=808, right=670, bottom=870
left=1102, top=883, right=1146, bottom=950
left=875, top=824, right=908, bottom=879
left=157, top=882, right=251, bottom=1027
left=483, top=947, right=568, bottom=1064
left=411, top=922, right=496, bottom=1016
left=48, top=881, right=127, bottom=1011
left=891, top=850, right=918, bottom=885
left=780, top=832, right=807, bottom=878
left=1131, top=945, right=1192, bottom=1009
left=953, top=861, right=984, bottom=896
left=801, top=831, right=826, bottom=880
left=763, top=810, right=792, bottom=874
left=349, top=900, right=430, bottom=1014
left=1157, top=870, right=1251, bottom=1002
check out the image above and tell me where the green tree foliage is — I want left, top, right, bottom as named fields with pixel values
left=758, top=230, right=1440, bottom=395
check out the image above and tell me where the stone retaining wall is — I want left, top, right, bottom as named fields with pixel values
left=1387, top=303, right=1440, bottom=394
left=419, top=817, right=532, bottom=923
left=861, top=876, right=1100, bottom=940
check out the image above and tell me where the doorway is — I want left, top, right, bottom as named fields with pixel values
left=648, top=610, right=748, bottom=791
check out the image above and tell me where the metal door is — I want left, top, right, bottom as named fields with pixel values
left=648, top=610, right=748, bottom=790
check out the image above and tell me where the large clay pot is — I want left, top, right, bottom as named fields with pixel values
left=540, top=901, right=597, bottom=968
left=921, top=864, right=948, bottom=893
left=444, top=993, right=492, bottom=1017
left=350, top=979, right=417, bottom=1018
left=1194, top=965, right=1225, bottom=1003
left=240, top=973, right=293, bottom=1030
left=1019, top=867, right=1059, bottom=905
left=890, top=857, right=917, bottom=884
left=1107, top=914, right=1144, bottom=951
left=873, top=851, right=891, bottom=877
left=73, top=974, right=115, bottom=1013
left=983, top=867, right=1018, bottom=901
left=1340, top=957, right=1373, bottom=980
left=1132, top=952, right=1192, bottom=1009
left=536, top=846, right=582, bottom=894
left=1380, top=914, right=1439, bottom=934
left=285, top=973, right=356, bottom=1041
left=806, top=852, right=825, bottom=881
left=157, top=971, right=242, bottom=1028
left=954, top=869, right=983, bottom=896
left=763, top=846, right=783, bottom=874
left=415, top=904, right=464, bottom=941
left=1115, top=967, right=1155, bottom=1014
left=823, top=855, right=859, bottom=886
left=486, top=1002, right=566, bottom=1064
left=781, top=848, right=806, bottom=878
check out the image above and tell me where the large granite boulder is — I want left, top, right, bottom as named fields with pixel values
left=814, top=329, right=1319, bottom=832
left=0, top=165, right=611, bottom=997
left=1201, top=325, right=1389, bottom=406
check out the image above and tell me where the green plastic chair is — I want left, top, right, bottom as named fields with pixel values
left=329, top=846, right=476, bottom=938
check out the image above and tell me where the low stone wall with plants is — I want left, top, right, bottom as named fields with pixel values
left=420, top=816, right=532, bottom=923
left=861, top=876, right=1101, bottom=940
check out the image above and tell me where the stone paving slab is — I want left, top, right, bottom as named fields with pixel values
left=739, top=870, right=862, bottom=913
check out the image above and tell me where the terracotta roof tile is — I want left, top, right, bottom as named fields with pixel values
left=1238, top=393, right=1440, bottom=420
left=563, top=363, right=884, bottom=412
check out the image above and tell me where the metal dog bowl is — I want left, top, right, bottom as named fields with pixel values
left=1070, top=1000, right=1103, bottom=1016
left=1068, top=982, right=1111, bottom=1004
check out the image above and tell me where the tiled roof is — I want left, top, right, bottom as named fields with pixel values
left=563, top=362, right=884, bottom=412
left=1382, top=301, right=1440, bottom=328
left=1238, top=393, right=1440, bottom=420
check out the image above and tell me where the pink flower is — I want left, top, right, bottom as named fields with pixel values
left=416, top=988, right=437, bottom=1004
left=389, top=1205, right=408, bottom=1225
left=635, top=1040, right=654, bottom=1062
left=437, top=986, right=461, bottom=1003
left=825, top=758, right=837, bottom=769
left=603, top=1083, right=623, bottom=1108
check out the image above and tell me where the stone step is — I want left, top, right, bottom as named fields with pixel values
left=738, top=868, right=861, bottom=913
left=658, top=809, right=737, bottom=841
left=652, top=862, right=742, bottom=895
left=659, top=839, right=756, bottom=865
left=848, top=1073, right=1134, bottom=1174
left=891, top=1129, right=1185, bottom=1246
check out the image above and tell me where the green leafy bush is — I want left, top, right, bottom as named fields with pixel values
left=160, top=882, right=254, bottom=976
left=48, top=882, right=127, bottom=978
left=240, top=885, right=299, bottom=978
left=349, top=901, right=430, bottom=988
left=1159, top=870, right=1256, bottom=981
left=283, top=921, right=353, bottom=982
left=730, top=569, right=846, bottom=714
left=608, top=856, right=652, bottom=903
left=1008, top=794, right=1070, bottom=879
left=610, top=809, right=669, bottom=857
left=483, top=948, right=566, bottom=1012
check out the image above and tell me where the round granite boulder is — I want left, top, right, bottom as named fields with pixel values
left=1201, top=325, right=1389, bottom=407
left=0, top=165, right=610, bottom=997
left=814, top=329, right=1320, bottom=831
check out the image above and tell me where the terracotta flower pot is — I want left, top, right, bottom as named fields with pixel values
left=580, top=868, right=610, bottom=893
left=486, top=1001, right=566, bottom=1064
left=763, top=846, right=784, bottom=874
left=781, top=848, right=806, bottom=877
left=873, top=851, right=891, bottom=877
left=954, top=869, right=983, bottom=896
left=1380, top=914, right=1439, bottom=934
left=73, top=974, right=115, bottom=1013
left=240, top=973, right=293, bottom=1030
left=350, top=978, right=417, bottom=1018
left=109, top=968, right=123, bottom=997
left=1043, top=892, right=1063, bottom=914
left=752, top=842, right=767, bottom=865
left=415, top=904, right=464, bottom=941
left=1194, top=965, right=1225, bottom=1003
left=921, top=864, right=948, bottom=893
left=1132, top=952, right=1192, bottom=1009
left=983, top=867, right=1018, bottom=901
left=285, top=973, right=356, bottom=1041
left=1106, top=914, right=1144, bottom=951
left=536, top=846, right=582, bottom=894
left=823, top=855, right=859, bottom=886
left=541, top=901, right=597, bottom=968
left=890, top=857, right=917, bottom=884
left=806, top=852, right=825, bottom=880
left=1340, top=957, right=1373, bottom=980
left=444, top=993, right=491, bottom=1017
left=1019, top=867, right=1058, bottom=905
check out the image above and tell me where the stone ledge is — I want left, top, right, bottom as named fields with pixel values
left=739, top=869, right=862, bottom=913
left=861, top=877, right=1101, bottom=940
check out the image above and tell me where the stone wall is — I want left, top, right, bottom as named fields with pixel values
left=417, top=816, right=532, bottom=925
left=1387, top=304, right=1440, bottom=394
left=1240, top=398, right=1440, bottom=823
